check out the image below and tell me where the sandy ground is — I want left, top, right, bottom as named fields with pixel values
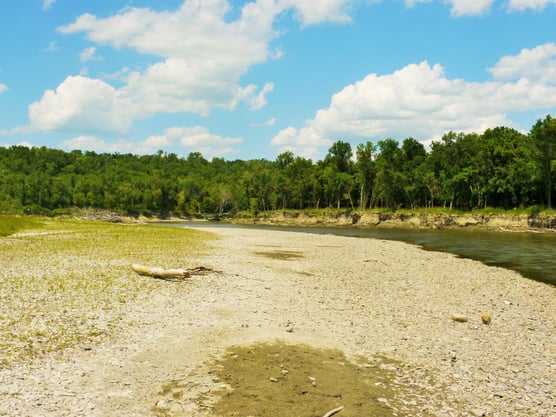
left=1, top=226, right=555, bottom=417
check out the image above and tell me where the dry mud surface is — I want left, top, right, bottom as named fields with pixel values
left=1, top=226, right=555, bottom=416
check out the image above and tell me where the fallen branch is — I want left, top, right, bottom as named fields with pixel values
left=131, top=264, right=218, bottom=281
left=322, top=406, right=344, bottom=417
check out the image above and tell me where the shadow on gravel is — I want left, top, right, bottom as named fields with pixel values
left=254, top=250, right=304, bottom=260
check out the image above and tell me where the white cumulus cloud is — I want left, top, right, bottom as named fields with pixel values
left=407, top=0, right=496, bottom=16
left=281, top=0, right=355, bottom=24
left=0, top=83, right=8, bottom=94
left=29, top=1, right=358, bottom=136
left=62, top=127, right=243, bottom=158
left=145, top=126, right=244, bottom=157
left=29, top=76, right=133, bottom=134
left=1, top=141, right=35, bottom=149
left=272, top=43, right=556, bottom=159
left=61, top=136, right=135, bottom=154
left=234, top=82, right=275, bottom=111
left=79, top=46, right=102, bottom=63
left=448, top=0, right=495, bottom=16
left=408, top=0, right=556, bottom=15
left=488, top=42, right=556, bottom=83
left=508, top=0, right=556, bottom=10
left=35, top=1, right=287, bottom=133
left=42, top=0, right=56, bottom=11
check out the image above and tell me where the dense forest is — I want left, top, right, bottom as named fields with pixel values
left=1, top=115, right=555, bottom=216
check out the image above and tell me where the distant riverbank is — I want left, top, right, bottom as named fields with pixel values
left=229, top=209, right=556, bottom=231
left=44, top=206, right=556, bottom=232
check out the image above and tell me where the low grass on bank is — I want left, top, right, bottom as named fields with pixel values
left=0, top=215, right=43, bottom=237
left=0, top=218, right=213, bottom=368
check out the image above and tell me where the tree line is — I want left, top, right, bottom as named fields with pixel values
left=1, top=115, right=555, bottom=216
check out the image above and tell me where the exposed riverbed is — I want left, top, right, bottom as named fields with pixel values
left=161, top=222, right=556, bottom=286
left=2, top=223, right=554, bottom=416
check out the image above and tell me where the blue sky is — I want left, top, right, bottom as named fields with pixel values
left=1, top=1, right=556, bottom=161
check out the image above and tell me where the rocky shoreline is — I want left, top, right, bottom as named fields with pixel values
left=75, top=207, right=556, bottom=232
left=231, top=210, right=556, bottom=231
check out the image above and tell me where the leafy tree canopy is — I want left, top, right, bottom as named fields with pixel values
left=1, top=116, right=554, bottom=215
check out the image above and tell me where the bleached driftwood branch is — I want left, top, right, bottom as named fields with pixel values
left=131, top=264, right=217, bottom=281
left=322, top=406, right=344, bottom=417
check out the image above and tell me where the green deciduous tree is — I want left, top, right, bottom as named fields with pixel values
left=355, top=142, right=376, bottom=210
left=1, top=117, right=554, bottom=215
left=530, top=115, right=556, bottom=208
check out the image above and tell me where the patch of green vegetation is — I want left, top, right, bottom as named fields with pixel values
left=537, top=208, right=556, bottom=216
left=378, top=207, right=466, bottom=215
left=370, top=205, right=556, bottom=217
left=0, top=215, right=43, bottom=236
left=470, top=207, right=527, bottom=215
left=203, top=342, right=432, bottom=417
left=241, top=206, right=556, bottom=219
left=462, top=206, right=556, bottom=217
left=0, top=218, right=214, bottom=367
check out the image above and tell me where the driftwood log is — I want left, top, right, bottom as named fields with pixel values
left=131, top=264, right=217, bottom=281
left=322, top=406, right=344, bottom=417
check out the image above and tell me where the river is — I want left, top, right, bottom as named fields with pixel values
left=158, top=222, right=556, bottom=287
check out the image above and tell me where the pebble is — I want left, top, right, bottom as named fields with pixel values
left=481, top=312, right=492, bottom=325
left=285, top=320, right=294, bottom=332
left=155, top=399, right=168, bottom=409
left=451, top=314, right=469, bottom=322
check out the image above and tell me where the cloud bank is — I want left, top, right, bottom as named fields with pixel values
left=32, top=0, right=355, bottom=136
left=406, top=0, right=495, bottom=15
left=27, top=0, right=361, bottom=156
left=26, top=0, right=365, bottom=156
left=33, top=1, right=280, bottom=132
left=508, top=0, right=556, bottom=11
left=407, top=0, right=556, bottom=15
left=21, top=1, right=556, bottom=159
left=272, top=43, right=556, bottom=158
left=62, top=126, right=243, bottom=158
left=283, top=0, right=355, bottom=24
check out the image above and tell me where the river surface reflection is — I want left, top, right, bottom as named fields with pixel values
left=159, top=222, right=556, bottom=287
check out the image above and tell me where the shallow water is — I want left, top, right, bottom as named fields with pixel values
left=159, top=222, right=556, bottom=286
